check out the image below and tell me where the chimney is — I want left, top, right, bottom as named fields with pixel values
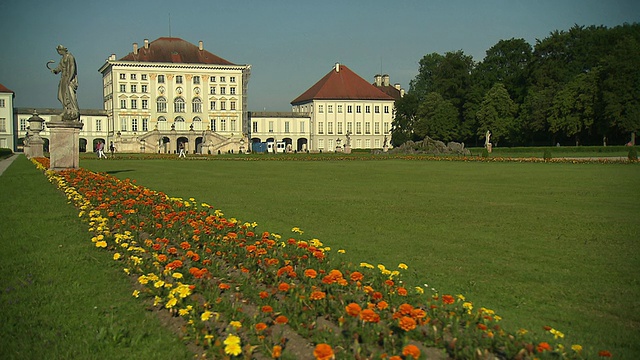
left=199, top=40, right=203, bottom=51
left=394, top=83, right=401, bottom=90
left=382, top=74, right=390, bottom=86
left=144, top=39, right=149, bottom=49
left=133, top=42, right=138, bottom=55
left=335, top=62, right=340, bottom=72
left=374, top=74, right=382, bottom=86
left=109, top=54, right=116, bottom=61
left=400, top=88, right=405, bottom=98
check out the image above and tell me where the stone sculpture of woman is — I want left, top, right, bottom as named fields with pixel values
left=48, top=45, right=79, bottom=121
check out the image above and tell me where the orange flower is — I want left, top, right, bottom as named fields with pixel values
left=157, top=254, right=167, bottom=262
left=598, top=350, right=612, bottom=357
left=304, top=269, right=318, bottom=278
left=442, top=294, right=455, bottom=304
left=389, top=356, right=402, bottom=360
left=359, top=309, right=380, bottom=323
left=278, top=282, right=291, bottom=292
left=259, top=291, right=270, bottom=299
left=398, top=316, right=417, bottom=331
left=275, top=315, right=288, bottom=324
left=261, top=305, right=273, bottom=313
left=218, top=283, right=231, bottom=290
left=397, top=287, right=408, bottom=296
left=310, top=291, right=326, bottom=300
left=255, top=322, right=268, bottom=332
left=537, top=342, right=552, bottom=352
left=399, top=303, right=414, bottom=315
left=180, top=241, right=191, bottom=250
left=372, top=291, right=383, bottom=300
left=377, top=301, right=389, bottom=310
left=313, top=343, right=334, bottom=360
left=350, top=271, right=364, bottom=282
left=272, top=345, right=282, bottom=358
left=402, top=344, right=421, bottom=359
left=477, top=323, right=488, bottom=331
left=345, top=303, right=362, bottom=317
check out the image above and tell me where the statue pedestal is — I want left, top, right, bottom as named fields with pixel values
left=46, top=119, right=84, bottom=170
left=344, top=145, right=352, bottom=154
left=486, top=143, right=493, bottom=153
left=27, top=138, right=44, bottom=158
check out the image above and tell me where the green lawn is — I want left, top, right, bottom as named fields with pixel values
left=82, top=156, right=640, bottom=358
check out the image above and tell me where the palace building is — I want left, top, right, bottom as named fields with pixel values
left=98, top=37, right=251, bottom=154
left=0, top=83, right=15, bottom=150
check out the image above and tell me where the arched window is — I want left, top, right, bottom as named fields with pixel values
left=157, top=116, right=168, bottom=130
left=157, top=96, right=167, bottom=113
left=192, top=98, right=202, bottom=113
left=175, top=116, right=186, bottom=131
left=174, top=97, right=185, bottom=113
left=193, top=116, right=202, bottom=131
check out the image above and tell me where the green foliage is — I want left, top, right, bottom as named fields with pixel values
left=629, top=147, right=638, bottom=161
left=543, top=149, right=553, bottom=160
left=414, top=92, right=460, bottom=141
left=481, top=148, right=489, bottom=158
left=476, top=83, right=518, bottom=145
left=0, top=148, right=13, bottom=158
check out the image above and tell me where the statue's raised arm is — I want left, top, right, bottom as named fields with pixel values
left=49, top=45, right=79, bottom=121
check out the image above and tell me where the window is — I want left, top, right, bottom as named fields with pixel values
left=0, top=118, right=6, bottom=132
left=142, top=118, right=148, bottom=131
left=231, top=119, right=237, bottom=131
left=230, top=87, right=236, bottom=95
left=220, top=87, right=226, bottom=95
left=337, top=105, right=343, bottom=113
left=131, top=99, right=137, bottom=109
left=230, top=101, right=236, bottom=110
left=210, top=118, right=216, bottom=131
left=132, top=118, right=138, bottom=132
left=131, top=85, right=137, bottom=93
left=20, top=118, right=27, bottom=131
left=384, top=105, right=389, bottom=114
left=157, top=97, right=167, bottom=112
left=328, top=139, right=334, bottom=149
left=119, top=73, right=126, bottom=80
left=192, top=98, right=202, bottom=113
left=209, top=87, right=216, bottom=94
left=375, top=122, right=380, bottom=134
left=141, top=85, right=148, bottom=93
left=300, top=121, right=305, bottom=133
left=365, top=139, right=371, bottom=148
left=284, top=121, right=290, bottom=133
left=220, top=119, right=226, bottom=131
left=193, top=76, right=200, bottom=84
left=268, top=121, right=274, bottom=133
left=120, top=117, right=127, bottom=131
left=210, top=101, right=216, bottom=110
left=347, top=122, right=353, bottom=134
left=193, top=117, right=202, bottom=130
left=175, top=75, right=183, bottom=84
left=375, top=106, right=380, bottom=113
left=174, top=97, right=185, bottom=112
left=337, top=122, right=343, bottom=134
left=375, top=139, right=380, bottom=148
left=252, top=121, right=258, bottom=133
left=175, top=116, right=185, bottom=130
left=347, top=105, right=352, bottom=113
left=120, top=99, right=127, bottom=109
left=318, top=105, right=324, bottom=113
left=95, top=119, right=102, bottom=131
left=327, top=122, right=333, bottom=134
left=158, top=75, right=165, bottom=83
left=142, top=99, right=148, bottom=109
left=0, top=99, right=4, bottom=107
left=141, top=74, right=147, bottom=80
left=365, top=122, right=371, bottom=134
left=366, top=106, right=371, bottom=113
left=220, top=76, right=226, bottom=82
left=328, top=105, right=333, bottom=113
left=230, top=76, right=236, bottom=82
left=220, top=101, right=226, bottom=110
left=356, top=105, right=361, bottom=113
left=318, top=139, right=324, bottom=149
left=356, top=139, right=362, bottom=148
left=130, top=74, right=136, bottom=80
left=356, top=122, right=362, bottom=134
left=318, top=122, right=324, bottom=134
left=120, top=84, right=126, bottom=92
left=384, top=122, right=390, bottom=133
left=209, top=76, right=216, bottom=82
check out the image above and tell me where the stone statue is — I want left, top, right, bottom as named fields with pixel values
left=485, top=130, right=491, bottom=147
left=48, top=45, right=79, bottom=121
left=345, top=131, right=352, bottom=147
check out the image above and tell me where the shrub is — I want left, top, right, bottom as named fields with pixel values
left=543, top=149, right=553, bottom=161
left=0, top=148, right=13, bottom=158
left=628, top=147, right=638, bottom=161
left=481, top=148, right=489, bottom=158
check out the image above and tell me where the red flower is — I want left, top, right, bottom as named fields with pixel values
left=402, top=344, right=421, bottom=359
left=442, top=294, right=455, bottom=304
left=261, top=305, right=273, bottom=313
left=598, top=350, right=613, bottom=357
left=537, top=342, right=552, bottom=352
left=275, top=315, right=288, bottom=324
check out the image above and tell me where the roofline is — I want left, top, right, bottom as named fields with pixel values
left=99, top=60, right=251, bottom=73
left=291, top=97, right=396, bottom=106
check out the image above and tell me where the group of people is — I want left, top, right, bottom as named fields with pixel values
left=95, top=141, right=115, bottom=159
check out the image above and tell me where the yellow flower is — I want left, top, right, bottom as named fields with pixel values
left=291, top=227, right=304, bottom=234
left=153, top=296, right=162, bottom=306
left=550, top=328, right=564, bottom=339
left=165, top=297, right=178, bottom=309
left=113, top=253, right=121, bottom=260
left=229, top=321, right=242, bottom=329
left=172, top=272, right=183, bottom=279
left=95, top=240, right=107, bottom=248
left=571, top=344, right=582, bottom=353
left=338, top=249, right=346, bottom=254
left=154, top=280, right=165, bottom=288
left=377, top=264, right=387, bottom=271
left=223, top=334, right=242, bottom=356
left=463, top=302, right=473, bottom=314
left=415, top=286, right=424, bottom=294
left=517, top=328, right=528, bottom=336
left=457, top=294, right=466, bottom=301
left=178, top=307, right=191, bottom=316
left=132, top=290, right=140, bottom=298
left=201, top=311, right=213, bottom=322
left=398, top=263, right=408, bottom=270
left=360, top=262, right=374, bottom=269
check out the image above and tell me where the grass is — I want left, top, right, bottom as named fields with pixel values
left=81, top=156, right=640, bottom=358
left=0, top=156, right=194, bottom=360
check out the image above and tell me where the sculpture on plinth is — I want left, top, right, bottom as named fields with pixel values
left=47, top=45, right=79, bottom=121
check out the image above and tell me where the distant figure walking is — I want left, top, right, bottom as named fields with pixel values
left=96, top=141, right=107, bottom=159
left=109, top=141, right=116, bottom=157
left=178, top=142, right=186, bottom=158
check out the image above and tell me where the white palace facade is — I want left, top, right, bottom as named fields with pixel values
left=4, top=38, right=404, bottom=154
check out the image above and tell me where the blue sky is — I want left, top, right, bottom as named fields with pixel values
left=0, top=0, right=637, bottom=112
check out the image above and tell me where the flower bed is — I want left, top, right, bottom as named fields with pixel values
left=32, top=157, right=608, bottom=359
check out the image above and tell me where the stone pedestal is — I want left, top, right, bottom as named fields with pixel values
left=28, top=138, right=44, bottom=158
left=46, top=119, right=84, bottom=170
left=383, top=145, right=389, bottom=153
left=486, top=143, right=493, bottom=153
left=344, top=145, right=352, bottom=154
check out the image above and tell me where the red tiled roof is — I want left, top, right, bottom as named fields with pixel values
left=0, top=83, right=14, bottom=93
left=291, top=64, right=395, bottom=104
left=119, top=37, right=236, bottom=65
left=374, top=84, right=402, bottom=101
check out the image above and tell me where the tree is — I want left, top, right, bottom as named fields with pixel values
left=476, top=83, right=518, bottom=146
left=475, top=38, right=532, bottom=103
left=391, top=93, right=420, bottom=146
left=414, top=92, right=460, bottom=142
